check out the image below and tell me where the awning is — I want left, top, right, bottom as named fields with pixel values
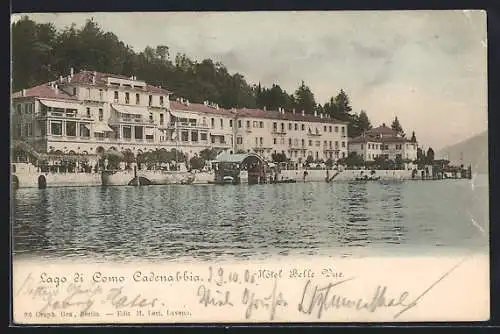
left=144, top=127, right=155, bottom=136
left=169, top=110, right=191, bottom=119
left=111, top=104, right=148, bottom=116
left=93, top=122, right=114, bottom=133
left=40, top=99, right=81, bottom=110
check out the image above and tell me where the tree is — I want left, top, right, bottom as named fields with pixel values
left=391, top=116, right=405, bottom=137
left=294, top=81, right=316, bottom=114
left=199, top=148, right=220, bottom=161
left=410, top=131, right=417, bottom=143
left=426, top=147, right=435, bottom=164
left=189, top=155, right=205, bottom=170
left=271, top=152, right=288, bottom=163
left=358, top=110, right=372, bottom=132
left=333, top=89, right=352, bottom=115
left=339, top=152, right=364, bottom=168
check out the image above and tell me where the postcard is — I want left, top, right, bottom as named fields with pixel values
left=10, top=10, right=489, bottom=324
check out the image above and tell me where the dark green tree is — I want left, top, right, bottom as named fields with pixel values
left=391, top=116, right=405, bottom=137
left=294, top=81, right=316, bottom=114
left=410, top=131, right=417, bottom=143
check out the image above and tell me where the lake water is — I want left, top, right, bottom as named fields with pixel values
left=11, top=175, right=489, bottom=262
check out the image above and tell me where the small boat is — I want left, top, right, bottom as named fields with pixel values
left=223, top=176, right=234, bottom=184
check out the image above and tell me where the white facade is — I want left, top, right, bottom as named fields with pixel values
left=12, top=70, right=348, bottom=162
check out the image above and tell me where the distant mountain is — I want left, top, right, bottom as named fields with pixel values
left=437, top=131, right=488, bottom=174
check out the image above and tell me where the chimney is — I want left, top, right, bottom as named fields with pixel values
left=292, top=108, right=295, bottom=114
left=59, top=76, right=63, bottom=83
left=92, top=74, right=96, bottom=85
left=320, top=113, right=323, bottom=119
left=263, top=106, right=266, bottom=111
left=22, top=89, right=26, bottom=97
left=382, top=123, right=386, bottom=127
left=70, top=67, right=74, bottom=77
left=204, top=101, right=208, bottom=106
left=302, top=110, right=305, bottom=116
left=314, top=110, right=318, bottom=117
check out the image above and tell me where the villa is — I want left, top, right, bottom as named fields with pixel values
left=11, top=69, right=349, bottom=164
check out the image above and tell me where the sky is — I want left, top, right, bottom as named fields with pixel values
left=13, top=11, right=487, bottom=150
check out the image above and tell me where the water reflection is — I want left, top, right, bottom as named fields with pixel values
left=11, top=177, right=489, bottom=262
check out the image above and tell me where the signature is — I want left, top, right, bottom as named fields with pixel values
left=299, top=257, right=468, bottom=319
left=15, top=273, right=160, bottom=313
left=241, top=278, right=288, bottom=321
left=197, top=285, right=234, bottom=307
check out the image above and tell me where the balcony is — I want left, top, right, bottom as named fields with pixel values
left=307, top=130, right=322, bottom=137
left=169, top=122, right=210, bottom=130
left=37, top=111, right=94, bottom=121
left=272, top=129, right=287, bottom=135
left=109, top=116, right=154, bottom=125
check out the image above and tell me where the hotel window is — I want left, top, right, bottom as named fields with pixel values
left=66, top=121, right=76, bottom=137
left=259, top=121, right=264, bottom=128
left=237, top=137, right=243, bottom=144
left=114, top=91, right=119, bottom=102
left=315, top=141, right=320, bottom=147
left=301, top=139, right=305, bottom=146
left=98, top=108, right=103, bottom=121
left=238, top=120, right=242, bottom=128
left=99, top=89, right=103, bottom=100
left=342, top=152, right=345, bottom=158
left=191, top=131, right=198, bottom=142
left=79, top=124, right=90, bottom=137
left=280, top=138, right=285, bottom=145
left=280, top=123, right=285, bottom=132
left=260, top=137, right=263, bottom=145
left=229, top=120, right=233, bottom=127
left=200, top=133, right=207, bottom=141
left=160, top=114, right=164, bottom=125
left=273, top=122, right=277, bottom=130
left=149, top=113, right=153, bottom=122
left=125, top=92, right=130, bottom=104
left=246, top=120, right=250, bottom=128
left=211, top=118, right=215, bottom=128
left=301, top=124, right=305, bottom=131
left=160, top=96, right=164, bottom=106
left=273, top=138, right=277, bottom=145
left=335, top=126, right=338, bottom=132
left=181, top=131, right=189, bottom=142
left=136, top=93, right=140, bottom=105
left=211, top=136, right=215, bottom=144
left=288, top=123, right=292, bottom=130
left=288, top=138, right=292, bottom=146
left=86, top=107, right=91, bottom=118
left=148, top=95, right=153, bottom=106
left=253, top=121, right=258, bottom=128
left=342, top=141, right=346, bottom=148
left=220, top=119, right=224, bottom=128
left=50, top=121, right=62, bottom=135
left=73, top=87, right=77, bottom=96
left=294, top=123, right=298, bottom=130
left=329, top=126, right=332, bottom=132
left=341, top=126, right=345, bottom=135
left=255, top=137, right=258, bottom=146
left=329, top=141, right=332, bottom=148
left=324, top=126, right=327, bottom=132
left=324, top=140, right=327, bottom=146
left=309, top=140, right=312, bottom=146
left=335, top=141, right=339, bottom=148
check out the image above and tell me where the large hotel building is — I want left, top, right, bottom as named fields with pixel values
left=11, top=69, right=349, bottom=163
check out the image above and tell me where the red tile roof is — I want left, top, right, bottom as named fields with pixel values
left=349, top=134, right=412, bottom=144
left=65, top=70, right=172, bottom=95
left=366, top=124, right=397, bottom=136
left=170, top=101, right=235, bottom=116
left=236, top=108, right=347, bottom=124
left=12, top=82, right=77, bottom=100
